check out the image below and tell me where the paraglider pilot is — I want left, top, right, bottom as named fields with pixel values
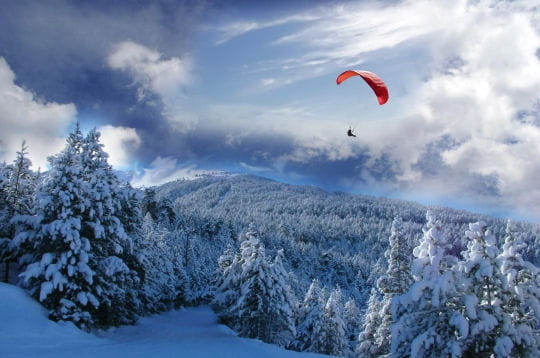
left=347, top=127, right=356, bottom=137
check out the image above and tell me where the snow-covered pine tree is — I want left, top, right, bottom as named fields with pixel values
left=6, top=141, right=35, bottom=218
left=458, top=221, right=540, bottom=357
left=311, top=287, right=348, bottom=356
left=0, top=161, right=9, bottom=240
left=67, top=121, right=84, bottom=155
left=212, top=243, right=242, bottom=324
left=1, top=142, right=37, bottom=283
left=0, top=161, right=13, bottom=282
left=343, top=297, right=361, bottom=351
left=79, top=129, right=142, bottom=326
left=291, top=279, right=325, bottom=352
left=356, top=288, right=383, bottom=357
left=17, top=143, right=98, bottom=329
left=496, top=221, right=540, bottom=357
left=374, top=217, right=413, bottom=356
left=230, top=224, right=275, bottom=341
left=459, top=221, right=506, bottom=356
left=137, top=213, right=182, bottom=313
left=392, top=212, right=460, bottom=358
left=117, top=182, right=147, bottom=306
left=267, top=249, right=296, bottom=347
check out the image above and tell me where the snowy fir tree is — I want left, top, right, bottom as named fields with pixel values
left=229, top=224, right=275, bottom=341
left=0, top=161, right=13, bottom=281
left=356, top=288, right=383, bottom=357
left=311, top=287, right=348, bottom=356
left=357, top=217, right=413, bottom=357
left=0, top=161, right=9, bottom=239
left=1, top=142, right=37, bottom=283
left=16, top=142, right=98, bottom=329
left=212, top=243, right=242, bottom=324
left=13, top=127, right=144, bottom=329
left=459, top=222, right=506, bottom=356
left=267, top=249, right=297, bottom=346
left=137, top=213, right=185, bottom=313
left=497, top=221, right=540, bottom=357
left=291, top=279, right=326, bottom=352
left=343, top=297, right=361, bottom=350
left=213, top=224, right=297, bottom=346
left=79, top=129, right=142, bottom=326
left=457, top=221, right=540, bottom=357
left=392, top=212, right=461, bottom=358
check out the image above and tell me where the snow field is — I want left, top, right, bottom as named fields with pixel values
left=0, top=283, right=331, bottom=358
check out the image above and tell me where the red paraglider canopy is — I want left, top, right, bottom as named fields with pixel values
left=336, top=70, right=389, bottom=105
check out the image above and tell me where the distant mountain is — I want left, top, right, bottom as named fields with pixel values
left=154, top=174, right=540, bottom=303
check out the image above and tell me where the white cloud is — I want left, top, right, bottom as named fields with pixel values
left=131, top=156, right=214, bottom=187
left=394, top=0, right=540, bottom=219
left=0, top=57, right=77, bottom=169
left=108, top=41, right=195, bottom=131
left=233, top=0, right=453, bottom=89
left=108, top=41, right=192, bottom=100
left=98, top=125, right=141, bottom=169
left=214, top=13, right=320, bottom=45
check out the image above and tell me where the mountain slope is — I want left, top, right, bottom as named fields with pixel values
left=155, top=174, right=540, bottom=304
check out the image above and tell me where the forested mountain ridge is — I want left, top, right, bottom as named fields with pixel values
left=156, top=174, right=540, bottom=296
left=159, top=173, right=539, bottom=248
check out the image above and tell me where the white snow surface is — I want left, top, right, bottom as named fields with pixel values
left=0, top=283, right=330, bottom=358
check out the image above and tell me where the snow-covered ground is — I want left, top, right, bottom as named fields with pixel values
left=0, top=283, right=330, bottom=358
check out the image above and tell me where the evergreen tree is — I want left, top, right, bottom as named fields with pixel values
left=0, top=161, right=12, bottom=281
left=138, top=213, right=181, bottom=313
left=374, top=217, right=413, bottom=356
left=356, top=288, right=383, bottom=357
left=458, top=221, right=540, bottom=357
left=79, top=129, right=141, bottom=326
left=496, top=221, right=540, bottom=357
left=343, top=297, right=361, bottom=351
left=392, top=212, right=460, bottom=358
left=458, top=222, right=506, bottom=356
left=214, top=224, right=296, bottom=346
left=212, top=243, right=242, bottom=324
left=1, top=142, right=36, bottom=283
left=17, top=144, right=98, bottom=329
left=312, top=287, right=348, bottom=356
left=267, top=249, right=296, bottom=347
left=230, top=225, right=274, bottom=341
left=291, top=279, right=325, bottom=351
left=356, top=217, right=413, bottom=358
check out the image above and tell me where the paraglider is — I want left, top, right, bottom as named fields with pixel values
left=336, top=70, right=389, bottom=105
left=347, top=127, right=356, bottom=137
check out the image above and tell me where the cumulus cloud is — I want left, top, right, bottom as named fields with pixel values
left=98, top=125, right=142, bottom=169
left=0, top=57, right=77, bottom=169
left=108, top=41, right=192, bottom=100
left=391, top=0, right=540, bottom=219
left=108, top=41, right=195, bottom=131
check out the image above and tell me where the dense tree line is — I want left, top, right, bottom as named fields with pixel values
left=1, top=127, right=539, bottom=356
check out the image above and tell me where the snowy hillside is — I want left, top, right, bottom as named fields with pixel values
left=0, top=283, right=330, bottom=358
left=154, top=174, right=540, bottom=300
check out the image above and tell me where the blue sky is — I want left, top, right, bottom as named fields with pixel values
left=1, top=0, right=540, bottom=221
